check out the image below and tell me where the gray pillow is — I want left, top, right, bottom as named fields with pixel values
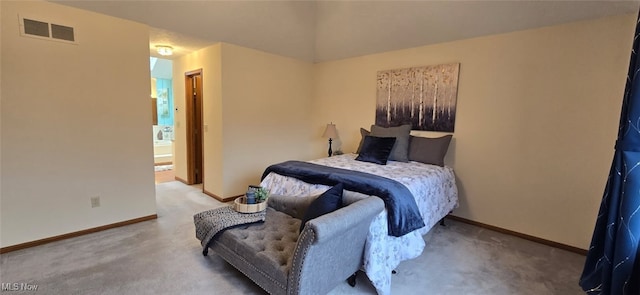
left=370, top=124, right=411, bottom=162
left=356, top=128, right=370, bottom=154
left=408, top=135, right=452, bottom=167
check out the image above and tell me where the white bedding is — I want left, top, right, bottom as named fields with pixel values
left=260, top=154, right=458, bottom=295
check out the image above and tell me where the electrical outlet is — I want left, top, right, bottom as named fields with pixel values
left=90, top=196, right=100, bottom=208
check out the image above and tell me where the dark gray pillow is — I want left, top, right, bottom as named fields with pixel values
left=299, top=183, right=343, bottom=232
left=370, top=124, right=411, bottom=162
left=355, top=136, right=396, bottom=165
left=356, top=128, right=370, bottom=154
left=408, top=135, right=452, bottom=167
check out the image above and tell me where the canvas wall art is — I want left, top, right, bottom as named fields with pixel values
left=376, top=63, right=460, bottom=132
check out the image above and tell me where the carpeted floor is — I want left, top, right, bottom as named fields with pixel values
left=0, top=181, right=586, bottom=294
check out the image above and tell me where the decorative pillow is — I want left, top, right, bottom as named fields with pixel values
left=355, top=136, right=397, bottom=165
left=408, top=135, right=453, bottom=167
left=370, top=124, right=411, bottom=162
left=356, top=128, right=370, bottom=154
left=299, top=183, right=344, bottom=232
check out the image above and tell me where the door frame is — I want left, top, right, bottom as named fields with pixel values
left=184, top=69, right=204, bottom=185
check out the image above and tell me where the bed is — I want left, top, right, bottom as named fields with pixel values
left=260, top=153, right=458, bottom=295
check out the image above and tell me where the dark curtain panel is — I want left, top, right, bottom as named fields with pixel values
left=579, top=10, right=640, bottom=295
left=630, top=243, right=640, bottom=294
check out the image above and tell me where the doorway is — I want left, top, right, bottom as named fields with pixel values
left=185, top=69, right=203, bottom=185
left=150, top=57, right=175, bottom=184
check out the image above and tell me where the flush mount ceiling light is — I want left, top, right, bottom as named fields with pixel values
left=156, top=45, right=173, bottom=56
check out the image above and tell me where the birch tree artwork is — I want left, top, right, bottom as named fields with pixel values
left=375, top=63, right=460, bottom=132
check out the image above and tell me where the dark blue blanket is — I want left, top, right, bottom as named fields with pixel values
left=261, top=161, right=425, bottom=237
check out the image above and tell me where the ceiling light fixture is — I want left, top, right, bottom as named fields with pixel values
left=156, top=45, right=173, bottom=56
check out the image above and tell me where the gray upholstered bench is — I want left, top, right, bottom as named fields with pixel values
left=208, top=194, right=384, bottom=295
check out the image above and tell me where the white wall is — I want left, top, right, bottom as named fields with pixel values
left=311, top=14, right=635, bottom=249
left=0, top=1, right=157, bottom=248
left=173, top=43, right=314, bottom=198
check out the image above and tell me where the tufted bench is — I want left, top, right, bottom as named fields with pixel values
left=208, top=194, right=384, bottom=295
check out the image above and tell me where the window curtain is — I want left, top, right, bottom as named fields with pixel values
left=579, top=10, right=640, bottom=295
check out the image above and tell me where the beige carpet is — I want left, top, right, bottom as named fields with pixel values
left=0, top=181, right=585, bottom=294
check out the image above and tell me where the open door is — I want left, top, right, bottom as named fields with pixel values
left=185, top=69, right=203, bottom=185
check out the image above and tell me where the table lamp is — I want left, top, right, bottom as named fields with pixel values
left=322, top=123, right=338, bottom=157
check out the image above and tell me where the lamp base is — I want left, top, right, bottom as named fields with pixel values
left=328, top=138, right=333, bottom=157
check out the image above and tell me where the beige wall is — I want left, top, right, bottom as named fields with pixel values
left=0, top=1, right=157, bottom=247
left=312, top=14, right=635, bottom=249
left=3, top=1, right=625, bottom=250
left=173, top=43, right=314, bottom=198
left=0, top=1, right=4, bottom=238
left=172, top=43, right=224, bottom=195
left=219, top=43, right=314, bottom=196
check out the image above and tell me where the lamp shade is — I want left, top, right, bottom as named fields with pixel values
left=322, top=123, right=338, bottom=139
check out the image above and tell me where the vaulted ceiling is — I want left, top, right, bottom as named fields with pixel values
left=53, top=0, right=640, bottom=62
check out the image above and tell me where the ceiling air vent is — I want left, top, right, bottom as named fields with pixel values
left=19, top=16, right=77, bottom=44
left=51, top=24, right=74, bottom=42
left=23, top=18, right=49, bottom=37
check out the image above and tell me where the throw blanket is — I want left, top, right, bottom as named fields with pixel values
left=194, top=206, right=266, bottom=255
left=261, top=161, right=425, bottom=237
